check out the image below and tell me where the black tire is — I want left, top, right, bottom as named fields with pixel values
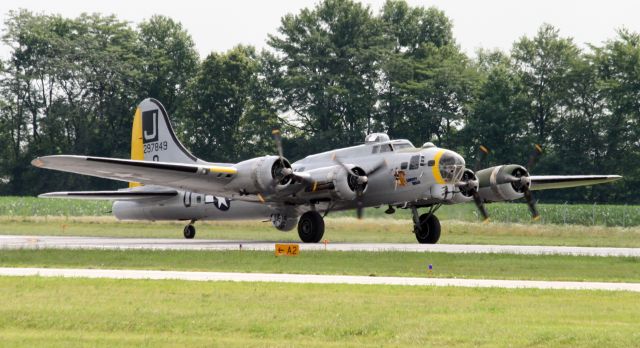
left=414, top=213, right=441, bottom=244
left=297, top=211, right=325, bottom=243
left=183, top=224, right=196, bottom=239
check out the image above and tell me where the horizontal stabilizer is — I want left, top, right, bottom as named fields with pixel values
left=530, top=175, right=622, bottom=191
left=39, top=189, right=178, bottom=201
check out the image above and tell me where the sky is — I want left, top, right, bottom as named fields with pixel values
left=0, top=0, right=638, bottom=59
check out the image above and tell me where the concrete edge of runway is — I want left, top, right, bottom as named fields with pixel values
left=0, top=267, right=639, bottom=292
left=1, top=235, right=640, bottom=257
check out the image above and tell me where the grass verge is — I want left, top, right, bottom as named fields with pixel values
left=0, top=276, right=638, bottom=347
left=1, top=216, right=640, bottom=247
left=1, top=249, right=639, bottom=283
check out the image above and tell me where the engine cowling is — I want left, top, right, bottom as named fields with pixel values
left=296, top=164, right=365, bottom=201
left=226, top=155, right=292, bottom=194
left=475, top=164, right=529, bottom=202
left=447, top=168, right=476, bottom=204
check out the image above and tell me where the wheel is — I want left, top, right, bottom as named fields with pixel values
left=414, top=213, right=441, bottom=244
left=297, top=211, right=325, bottom=243
left=183, top=224, right=196, bottom=239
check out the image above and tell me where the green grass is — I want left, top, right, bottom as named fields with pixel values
left=2, top=216, right=640, bottom=247
left=2, top=249, right=639, bottom=283
left=1, top=196, right=640, bottom=226
left=0, top=276, right=638, bottom=347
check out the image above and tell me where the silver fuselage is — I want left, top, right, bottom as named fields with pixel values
left=113, top=139, right=467, bottom=222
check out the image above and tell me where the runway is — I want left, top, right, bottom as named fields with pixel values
left=1, top=235, right=639, bottom=257
left=1, top=267, right=638, bottom=292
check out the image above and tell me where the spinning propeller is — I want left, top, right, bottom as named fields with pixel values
left=331, top=153, right=387, bottom=219
left=270, top=129, right=294, bottom=186
left=504, top=144, right=543, bottom=220
left=468, top=143, right=544, bottom=221
left=458, top=145, right=490, bottom=222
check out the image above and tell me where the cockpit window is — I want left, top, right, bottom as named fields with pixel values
left=392, top=142, right=413, bottom=151
left=439, top=152, right=465, bottom=183
left=379, top=144, right=393, bottom=153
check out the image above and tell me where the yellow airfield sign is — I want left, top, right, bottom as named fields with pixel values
left=275, top=243, right=300, bottom=256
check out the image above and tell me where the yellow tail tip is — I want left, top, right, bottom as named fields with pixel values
left=532, top=215, right=541, bottom=221
left=482, top=217, right=490, bottom=224
left=480, top=145, right=489, bottom=154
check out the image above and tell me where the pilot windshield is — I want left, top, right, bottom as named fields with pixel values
left=439, top=152, right=465, bottom=183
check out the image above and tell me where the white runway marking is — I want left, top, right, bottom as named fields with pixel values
left=0, top=267, right=638, bottom=292
left=0, top=235, right=639, bottom=257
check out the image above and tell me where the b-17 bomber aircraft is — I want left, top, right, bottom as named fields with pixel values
left=32, top=99, right=622, bottom=243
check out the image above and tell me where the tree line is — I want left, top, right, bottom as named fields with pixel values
left=1, top=0, right=638, bottom=203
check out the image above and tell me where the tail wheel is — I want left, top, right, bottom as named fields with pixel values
left=297, top=211, right=325, bottom=243
left=183, top=224, right=196, bottom=239
left=414, top=214, right=441, bottom=244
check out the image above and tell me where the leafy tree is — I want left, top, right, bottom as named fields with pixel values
left=268, top=0, right=384, bottom=150
left=511, top=24, right=580, bottom=145
left=591, top=30, right=640, bottom=203
left=181, top=45, right=268, bottom=162
left=462, top=50, right=530, bottom=166
left=138, top=15, right=199, bottom=115
left=378, top=1, right=476, bottom=148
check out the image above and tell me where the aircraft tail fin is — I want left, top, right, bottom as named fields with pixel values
left=129, top=98, right=201, bottom=187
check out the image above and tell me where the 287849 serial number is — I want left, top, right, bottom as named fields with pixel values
left=144, top=141, right=168, bottom=153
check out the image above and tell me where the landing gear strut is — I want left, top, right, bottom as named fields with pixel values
left=297, top=211, right=325, bottom=243
left=183, top=221, right=196, bottom=239
left=411, top=205, right=441, bottom=244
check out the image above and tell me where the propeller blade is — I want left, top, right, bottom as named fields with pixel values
left=526, top=144, right=543, bottom=171
left=272, top=129, right=285, bottom=164
left=356, top=201, right=364, bottom=219
left=523, top=187, right=540, bottom=220
left=474, top=145, right=490, bottom=172
left=472, top=191, right=490, bottom=222
left=331, top=153, right=358, bottom=177
left=366, top=159, right=388, bottom=176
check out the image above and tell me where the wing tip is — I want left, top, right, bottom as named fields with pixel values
left=31, top=158, right=44, bottom=168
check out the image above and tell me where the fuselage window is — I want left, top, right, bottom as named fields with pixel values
left=372, top=145, right=379, bottom=154
left=400, top=162, right=408, bottom=170
left=409, top=155, right=420, bottom=170
left=196, top=195, right=202, bottom=204
left=420, top=156, right=426, bottom=166
left=380, top=144, right=393, bottom=153
left=393, top=143, right=412, bottom=151
left=427, top=160, right=435, bottom=167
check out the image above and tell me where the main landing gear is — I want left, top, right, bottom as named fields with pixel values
left=411, top=205, right=441, bottom=244
left=297, top=211, right=325, bottom=243
left=183, top=220, right=196, bottom=239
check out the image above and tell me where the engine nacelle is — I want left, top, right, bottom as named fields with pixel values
left=226, top=155, right=292, bottom=194
left=447, top=168, right=476, bottom=204
left=475, top=165, right=529, bottom=202
left=296, top=164, right=365, bottom=201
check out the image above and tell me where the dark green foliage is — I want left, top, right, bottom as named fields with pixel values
left=0, top=1, right=636, bottom=203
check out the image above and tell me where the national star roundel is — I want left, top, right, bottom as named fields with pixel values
left=213, top=196, right=231, bottom=211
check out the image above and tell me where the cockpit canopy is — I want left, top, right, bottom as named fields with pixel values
left=364, top=133, right=390, bottom=144
left=439, top=152, right=465, bottom=183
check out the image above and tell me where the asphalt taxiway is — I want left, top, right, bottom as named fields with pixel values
left=1, top=267, right=638, bottom=292
left=0, top=235, right=639, bottom=257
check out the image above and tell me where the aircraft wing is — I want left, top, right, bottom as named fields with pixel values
left=32, top=155, right=237, bottom=195
left=39, top=189, right=178, bottom=200
left=530, top=175, right=622, bottom=191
